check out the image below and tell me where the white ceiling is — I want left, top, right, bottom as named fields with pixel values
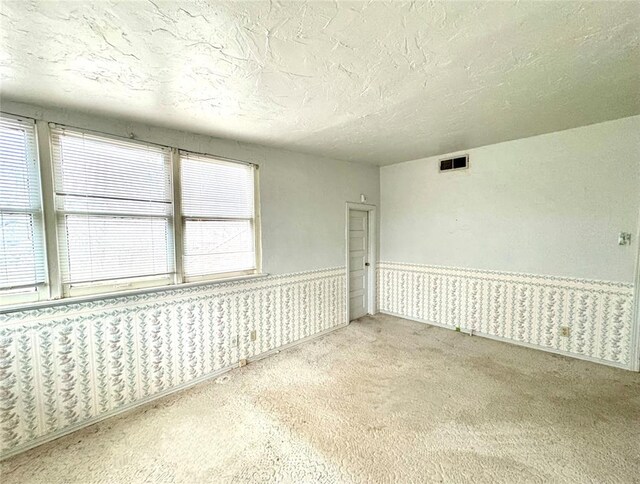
left=1, top=1, right=639, bottom=166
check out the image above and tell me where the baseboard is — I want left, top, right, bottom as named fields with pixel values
left=249, top=321, right=349, bottom=364
left=378, top=310, right=632, bottom=371
left=0, top=322, right=349, bottom=462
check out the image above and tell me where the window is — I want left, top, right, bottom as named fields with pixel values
left=0, top=114, right=46, bottom=303
left=179, top=152, right=257, bottom=281
left=0, top=112, right=262, bottom=307
left=50, top=127, right=174, bottom=296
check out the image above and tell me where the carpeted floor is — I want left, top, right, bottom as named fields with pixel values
left=1, top=314, right=639, bottom=483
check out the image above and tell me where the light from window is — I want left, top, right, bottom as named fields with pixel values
left=180, top=152, right=256, bottom=280
left=50, top=127, right=174, bottom=292
left=0, top=115, right=46, bottom=298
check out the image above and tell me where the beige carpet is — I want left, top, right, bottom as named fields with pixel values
left=2, top=314, right=639, bottom=483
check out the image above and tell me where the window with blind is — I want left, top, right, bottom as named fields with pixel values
left=180, top=152, right=257, bottom=281
left=0, top=114, right=46, bottom=301
left=50, top=127, right=174, bottom=295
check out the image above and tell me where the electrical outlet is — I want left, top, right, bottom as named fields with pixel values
left=239, top=359, right=247, bottom=367
left=560, top=326, right=570, bottom=337
left=618, top=232, right=631, bottom=246
left=250, top=330, right=256, bottom=341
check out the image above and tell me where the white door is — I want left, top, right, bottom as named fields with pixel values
left=349, top=209, right=369, bottom=320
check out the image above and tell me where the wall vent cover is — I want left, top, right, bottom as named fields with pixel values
left=439, top=154, right=468, bottom=172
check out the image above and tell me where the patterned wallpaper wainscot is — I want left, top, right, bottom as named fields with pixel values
left=0, top=267, right=346, bottom=458
left=377, top=262, right=635, bottom=368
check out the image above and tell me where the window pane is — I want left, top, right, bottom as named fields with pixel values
left=0, top=114, right=45, bottom=293
left=60, top=215, right=173, bottom=284
left=183, top=219, right=255, bottom=278
left=52, top=129, right=171, bottom=204
left=0, top=213, right=43, bottom=289
left=181, top=153, right=254, bottom=219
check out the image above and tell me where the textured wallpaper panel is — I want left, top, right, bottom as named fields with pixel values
left=377, top=262, right=634, bottom=366
left=0, top=268, right=345, bottom=457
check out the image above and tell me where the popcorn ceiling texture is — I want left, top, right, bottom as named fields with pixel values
left=2, top=314, right=639, bottom=483
left=1, top=1, right=638, bottom=165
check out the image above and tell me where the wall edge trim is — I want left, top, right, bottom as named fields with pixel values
left=378, top=261, right=633, bottom=289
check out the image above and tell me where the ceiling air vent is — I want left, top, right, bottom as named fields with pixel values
left=439, top=154, right=468, bottom=172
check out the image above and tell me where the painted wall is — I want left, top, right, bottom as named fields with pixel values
left=381, top=116, right=639, bottom=283
left=0, top=101, right=378, bottom=458
left=379, top=116, right=639, bottom=368
left=1, top=100, right=381, bottom=275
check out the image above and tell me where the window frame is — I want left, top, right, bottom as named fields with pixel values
left=49, top=123, right=177, bottom=298
left=174, top=149, right=261, bottom=285
left=0, top=112, right=263, bottom=308
left=0, top=113, right=49, bottom=306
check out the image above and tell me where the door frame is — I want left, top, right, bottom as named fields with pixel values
left=345, top=202, right=377, bottom=323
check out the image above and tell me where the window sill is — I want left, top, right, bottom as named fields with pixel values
left=0, top=273, right=269, bottom=315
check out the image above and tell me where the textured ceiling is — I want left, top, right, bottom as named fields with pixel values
left=1, top=1, right=639, bottom=166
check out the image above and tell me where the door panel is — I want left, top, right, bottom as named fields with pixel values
left=349, top=209, right=368, bottom=321
left=349, top=236, right=365, bottom=250
left=350, top=295, right=365, bottom=315
left=349, top=215, right=366, bottom=230
left=350, top=255, right=365, bottom=269
left=350, top=275, right=364, bottom=291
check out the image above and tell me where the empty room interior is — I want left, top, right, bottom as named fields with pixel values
left=1, top=1, right=639, bottom=482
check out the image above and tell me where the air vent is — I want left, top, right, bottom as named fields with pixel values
left=439, top=154, right=468, bottom=172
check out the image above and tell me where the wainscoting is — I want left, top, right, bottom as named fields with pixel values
left=377, top=262, right=635, bottom=368
left=0, top=267, right=345, bottom=459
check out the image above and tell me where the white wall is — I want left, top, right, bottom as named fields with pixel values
left=1, top=100, right=380, bottom=276
left=381, top=116, right=640, bottom=283
left=379, top=116, right=638, bottom=370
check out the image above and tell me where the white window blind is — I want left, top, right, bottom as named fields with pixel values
left=50, top=127, right=174, bottom=290
left=180, top=152, right=256, bottom=280
left=0, top=115, right=45, bottom=295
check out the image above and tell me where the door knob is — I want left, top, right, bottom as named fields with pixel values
left=365, top=262, right=370, bottom=266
